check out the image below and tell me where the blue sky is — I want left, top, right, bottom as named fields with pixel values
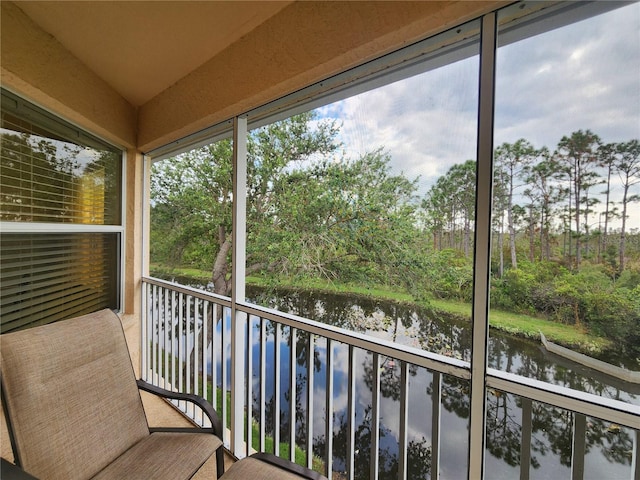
left=315, top=3, right=640, bottom=229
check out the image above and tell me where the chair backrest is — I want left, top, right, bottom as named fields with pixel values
left=0, top=309, right=150, bottom=480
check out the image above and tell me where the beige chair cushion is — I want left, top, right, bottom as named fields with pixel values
left=1, top=310, right=150, bottom=480
left=220, top=457, right=306, bottom=479
left=220, top=454, right=327, bottom=480
left=91, top=432, right=221, bottom=480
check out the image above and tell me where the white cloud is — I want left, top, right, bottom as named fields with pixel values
left=315, top=2, right=640, bottom=224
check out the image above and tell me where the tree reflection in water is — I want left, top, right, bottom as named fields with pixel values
left=155, top=279, right=636, bottom=478
left=246, top=286, right=637, bottom=479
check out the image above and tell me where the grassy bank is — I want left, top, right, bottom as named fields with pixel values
left=150, top=265, right=612, bottom=354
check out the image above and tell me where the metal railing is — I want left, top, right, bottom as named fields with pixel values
left=141, top=276, right=640, bottom=480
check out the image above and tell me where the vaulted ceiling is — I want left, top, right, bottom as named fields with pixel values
left=15, top=1, right=293, bottom=107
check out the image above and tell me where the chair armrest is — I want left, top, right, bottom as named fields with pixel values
left=137, top=380, right=226, bottom=478
left=136, top=380, right=223, bottom=439
left=1, top=458, right=39, bottom=480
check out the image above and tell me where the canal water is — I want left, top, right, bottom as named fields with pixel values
left=160, top=277, right=639, bottom=479
left=244, top=286, right=638, bottom=480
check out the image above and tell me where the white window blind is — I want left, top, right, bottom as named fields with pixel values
left=0, top=89, right=123, bottom=332
left=0, top=233, right=119, bottom=331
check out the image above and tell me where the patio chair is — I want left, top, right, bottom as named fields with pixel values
left=1, top=308, right=329, bottom=480
left=0, top=309, right=224, bottom=480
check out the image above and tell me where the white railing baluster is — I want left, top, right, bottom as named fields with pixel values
left=520, top=397, right=532, bottom=480
left=347, top=345, right=356, bottom=480
left=186, top=295, right=191, bottom=399
left=572, top=413, right=586, bottom=480
left=178, top=292, right=184, bottom=410
left=195, top=298, right=200, bottom=402
left=141, top=282, right=148, bottom=382
left=289, top=327, right=297, bottom=462
left=399, top=361, right=409, bottom=480
left=431, top=371, right=442, bottom=480
left=325, top=338, right=333, bottom=477
left=170, top=290, right=176, bottom=391
left=152, top=284, right=158, bottom=384
left=212, top=303, right=218, bottom=413
left=274, top=322, right=282, bottom=455
left=195, top=298, right=202, bottom=425
left=632, top=428, right=639, bottom=480
left=306, top=333, right=315, bottom=470
left=246, top=315, right=254, bottom=457
left=260, top=318, right=267, bottom=452
left=371, top=353, right=381, bottom=480
left=221, top=306, right=228, bottom=445
left=202, top=301, right=209, bottom=427
left=162, top=288, right=170, bottom=388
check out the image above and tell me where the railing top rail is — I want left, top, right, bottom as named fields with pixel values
left=143, top=276, right=640, bottom=430
left=143, top=275, right=470, bottom=379
left=488, top=369, right=640, bottom=430
left=143, top=276, right=232, bottom=307
left=238, top=299, right=471, bottom=380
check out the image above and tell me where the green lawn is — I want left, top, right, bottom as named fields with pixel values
left=428, top=299, right=611, bottom=353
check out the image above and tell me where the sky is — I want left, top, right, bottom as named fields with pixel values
left=314, top=2, right=640, bottom=229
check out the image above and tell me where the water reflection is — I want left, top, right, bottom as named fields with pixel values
left=245, top=285, right=637, bottom=479
left=152, top=278, right=637, bottom=479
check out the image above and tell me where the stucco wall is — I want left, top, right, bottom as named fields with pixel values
left=1, top=1, right=505, bottom=152
left=0, top=1, right=137, bottom=149
left=138, top=1, right=504, bottom=152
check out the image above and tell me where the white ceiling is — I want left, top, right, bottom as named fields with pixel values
left=16, top=1, right=293, bottom=106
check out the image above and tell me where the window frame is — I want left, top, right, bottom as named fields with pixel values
left=0, top=87, right=127, bottom=320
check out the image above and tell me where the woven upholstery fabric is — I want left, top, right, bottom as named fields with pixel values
left=91, top=432, right=221, bottom=480
left=220, top=456, right=326, bottom=480
left=0, top=310, right=150, bottom=480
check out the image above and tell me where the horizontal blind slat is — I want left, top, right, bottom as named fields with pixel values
left=1, top=90, right=122, bottom=332
left=0, top=232, right=119, bottom=333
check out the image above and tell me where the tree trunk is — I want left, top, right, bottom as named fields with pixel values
left=619, top=184, right=629, bottom=272
left=498, top=220, right=504, bottom=278
left=573, top=169, right=582, bottom=268
left=185, top=225, right=232, bottom=389
left=508, top=222, right=517, bottom=268
left=528, top=205, right=535, bottom=262
left=463, top=217, right=470, bottom=258
left=602, top=166, right=612, bottom=264
left=212, top=225, right=233, bottom=296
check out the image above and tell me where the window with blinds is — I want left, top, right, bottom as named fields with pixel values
left=0, top=90, right=123, bottom=332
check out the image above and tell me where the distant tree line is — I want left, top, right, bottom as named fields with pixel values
left=421, top=131, right=640, bottom=351
left=423, top=131, right=640, bottom=274
left=150, top=115, right=640, bottom=355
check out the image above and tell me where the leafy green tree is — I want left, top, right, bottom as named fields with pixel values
left=492, top=162, right=509, bottom=277
left=597, top=143, right=619, bottom=263
left=423, top=160, right=476, bottom=257
left=152, top=115, right=423, bottom=294
left=151, top=113, right=340, bottom=378
left=494, top=139, right=538, bottom=269
left=613, top=139, right=640, bottom=272
left=263, top=149, right=420, bottom=289
left=421, top=182, right=447, bottom=251
left=522, top=147, right=560, bottom=262
left=151, top=113, right=340, bottom=295
left=556, top=130, right=602, bottom=267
